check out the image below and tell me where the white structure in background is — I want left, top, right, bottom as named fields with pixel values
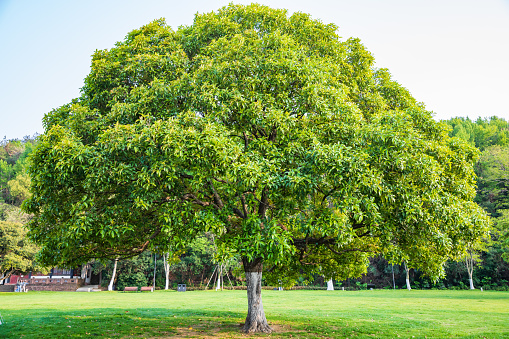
left=327, top=278, right=334, bottom=290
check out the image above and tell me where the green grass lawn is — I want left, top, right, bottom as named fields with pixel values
left=0, top=289, right=507, bottom=338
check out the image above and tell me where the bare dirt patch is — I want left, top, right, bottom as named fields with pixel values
left=152, top=322, right=306, bottom=338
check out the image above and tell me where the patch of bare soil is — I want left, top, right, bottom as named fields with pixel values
left=149, top=321, right=306, bottom=338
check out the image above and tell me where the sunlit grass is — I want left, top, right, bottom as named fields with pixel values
left=0, top=289, right=507, bottom=338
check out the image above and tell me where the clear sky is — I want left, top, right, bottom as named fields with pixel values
left=1, top=0, right=508, bottom=140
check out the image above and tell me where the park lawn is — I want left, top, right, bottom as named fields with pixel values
left=0, top=289, right=507, bottom=338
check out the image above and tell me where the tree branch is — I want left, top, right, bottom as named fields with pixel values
left=232, top=207, right=246, bottom=219
left=212, top=177, right=229, bottom=184
left=325, top=244, right=373, bottom=256
left=241, top=193, right=249, bottom=218
left=182, top=193, right=216, bottom=208
left=208, top=180, right=224, bottom=208
left=137, top=227, right=162, bottom=252
left=258, top=187, right=269, bottom=218
left=243, top=131, right=249, bottom=152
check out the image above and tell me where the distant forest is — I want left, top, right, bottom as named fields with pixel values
left=1, top=116, right=508, bottom=290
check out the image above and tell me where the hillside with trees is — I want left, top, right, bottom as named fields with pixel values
left=443, top=117, right=509, bottom=288
left=0, top=137, right=41, bottom=283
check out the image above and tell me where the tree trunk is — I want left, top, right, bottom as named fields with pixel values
left=403, top=262, right=411, bottom=290
left=327, top=278, right=334, bottom=290
left=0, top=271, right=12, bottom=284
left=242, top=258, right=272, bottom=333
left=163, top=253, right=170, bottom=290
left=108, top=258, right=118, bottom=291
left=466, top=252, right=475, bottom=290
left=153, top=253, right=157, bottom=291
left=216, top=265, right=221, bottom=290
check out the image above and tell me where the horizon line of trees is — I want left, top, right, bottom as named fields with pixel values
left=1, top=116, right=508, bottom=290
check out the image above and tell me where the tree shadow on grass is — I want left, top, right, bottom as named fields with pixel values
left=1, top=307, right=307, bottom=339
left=1, top=305, right=506, bottom=339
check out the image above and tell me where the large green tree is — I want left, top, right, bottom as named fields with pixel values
left=24, top=4, right=489, bottom=332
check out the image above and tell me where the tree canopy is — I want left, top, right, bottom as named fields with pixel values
left=24, top=4, right=489, bottom=332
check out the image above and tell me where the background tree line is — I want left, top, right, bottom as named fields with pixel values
left=0, top=136, right=41, bottom=283
left=1, top=118, right=508, bottom=290
left=347, top=116, right=509, bottom=291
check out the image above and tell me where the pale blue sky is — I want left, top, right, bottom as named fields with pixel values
left=1, top=0, right=508, bottom=140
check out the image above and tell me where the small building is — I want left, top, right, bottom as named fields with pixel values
left=2, top=264, right=102, bottom=291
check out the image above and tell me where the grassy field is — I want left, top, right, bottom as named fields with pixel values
left=0, top=289, right=507, bottom=338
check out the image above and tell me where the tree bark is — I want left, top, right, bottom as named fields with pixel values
left=216, top=264, right=221, bottom=290
left=469, top=276, right=475, bottom=290
left=108, top=258, right=118, bottom=291
left=466, top=252, right=475, bottom=290
left=242, top=258, right=272, bottom=333
left=0, top=271, right=12, bottom=284
left=403, top=262, right=411, bottom=291
left=163, top=253, right=170, bottom=290
left=153, top=253, right=157, bottom=291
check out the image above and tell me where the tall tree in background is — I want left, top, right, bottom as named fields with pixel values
left=476, top=144, right=509, bottom=267
left=446, top=116, right=509, bottom=151
left=476, top=145, right=509, bottom=217
left=1, top=139, right=36, bottom=206
left=24, top=4, right=489, bottom=332
left=0, top=204, right=41, bottom=282
left=444, top=118, right=509, bottom=288
left=495, top=210, right=509, bottom=262
left=0, top=221, right=37, bottom=283
left=0, top=139, right=41, bottom=282
left=171, top=234, right=214, bottom=286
